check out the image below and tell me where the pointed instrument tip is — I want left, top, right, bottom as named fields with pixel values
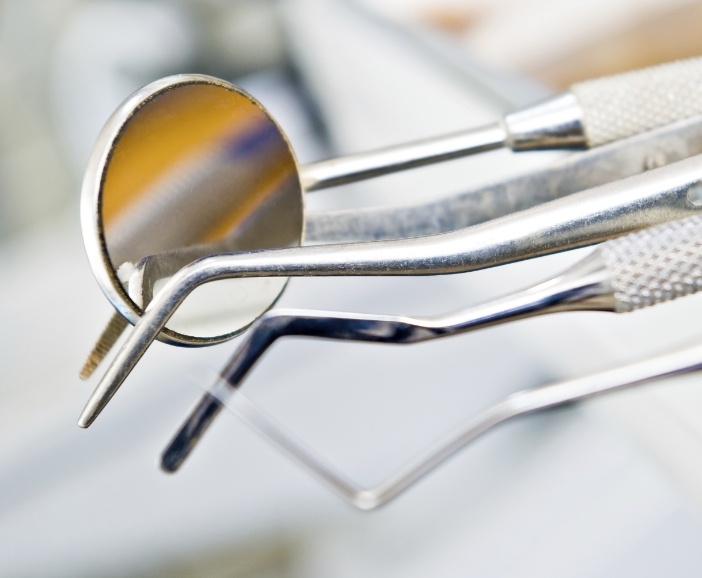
left=77, top=387, right=111, bottom=429
left=77, top=410, right=95, bottom=429
left=160, top=393, right=225, bottom=474
left=160, top=419, right=199, bottom=473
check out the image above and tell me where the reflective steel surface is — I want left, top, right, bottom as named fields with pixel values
left=82, top=75, right=303, bottom=344
left=79, top=154, right=702, bottom=427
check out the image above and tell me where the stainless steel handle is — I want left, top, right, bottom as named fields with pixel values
left=598, top=213, right=702, bottom=312
left=572, top=57, right=702, bottom=147
left=506, top=57, right=702, bottom=150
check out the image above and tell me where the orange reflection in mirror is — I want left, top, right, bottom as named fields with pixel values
left=101, top=80, right=301, bottom=271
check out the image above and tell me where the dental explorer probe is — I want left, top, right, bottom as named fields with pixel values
left=80, top=57, right=702, bottom=374
left=174, top=336, right=702, bottom=511
left=78, top=154, right=702, bottom=427
left=161, top=214, right=702, bottom=473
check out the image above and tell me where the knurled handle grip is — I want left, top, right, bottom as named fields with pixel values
left=571, top=57, right=702, bottom=147
left=598, top=214, right=702, bottom=313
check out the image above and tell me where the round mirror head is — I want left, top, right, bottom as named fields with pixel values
left=82, top=75, right=304, bottom=345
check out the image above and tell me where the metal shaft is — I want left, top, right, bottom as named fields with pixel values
left=299, top=123, right=506, bottom=191
left=298, top=91, right=584, bottom=193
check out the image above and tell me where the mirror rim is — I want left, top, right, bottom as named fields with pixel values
left=81, top=74, right=303, bottom=346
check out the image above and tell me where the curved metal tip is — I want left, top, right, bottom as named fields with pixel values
left=161, top=393, right=224, bottom=473
left=78, top=390, right=111, bottom=428
left=77, top=333, right=147, bottom=428
left=160, top=450, right=182, bottom=473
left=77, top=412, right=94, bottom=429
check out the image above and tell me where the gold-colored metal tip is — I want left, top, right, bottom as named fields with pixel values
left=79, top=313, right=128, bottom=380
left=79, top=362, right=98, bottom=381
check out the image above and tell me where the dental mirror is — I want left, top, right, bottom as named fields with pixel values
left=81, top=72, right=507, bottom=349
left=82, top=75, right=304, bottom=345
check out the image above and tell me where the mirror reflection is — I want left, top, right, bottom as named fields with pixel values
left=100, top=80, right=303, bottom=340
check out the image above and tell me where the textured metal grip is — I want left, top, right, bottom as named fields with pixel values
left=571, top=57, right=702, bottom=147
left=598, top=215, right=702, bottom=313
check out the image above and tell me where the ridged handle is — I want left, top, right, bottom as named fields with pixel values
left=571, top=57, right=702, bottom=147
left=598, top=215, right=702, bottom=313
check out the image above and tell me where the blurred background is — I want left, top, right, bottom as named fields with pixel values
left=4, top=0, right=702, bottom=576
